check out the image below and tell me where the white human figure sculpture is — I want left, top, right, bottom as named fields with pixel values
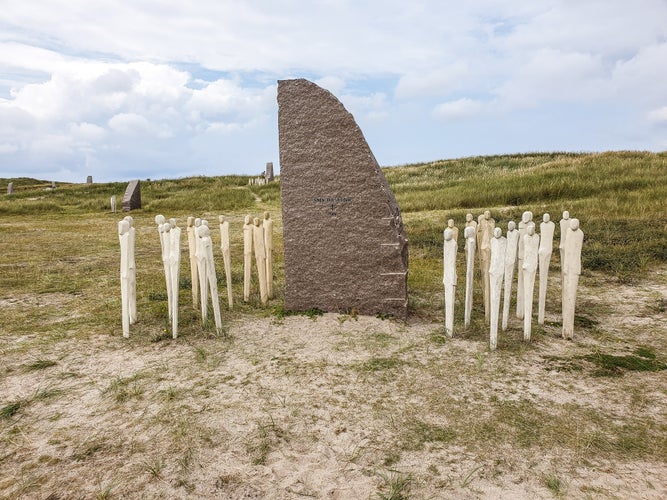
left=198, top=225, right=223, bottom=334
left=253, top=217, right=269, bottom=306
left=538, top=213, right=555, bottom=324
left=516, top=211, right=532, bottom=319
left=562, top=218, right=584, bottom=339
left=118, top=220, right=131, bottom=338
left=442, top=228, right=457, bottom=337
left=219, top=216, right=233, bottom=309
left=111, top=195, right=116, bottom=213
left=447, top=219, right=459, bottom=242
left=463, top=225, right=476, bottom=327
left=156, top=216, right=173, bottom=320
left=478, top=210, right=496, bottom=324
left=522, top=224, right=540, bottom=340
left=502, top=221, right=519, bottom=331
left=243, top=215, right=253, bottom=302
left=263, top=212, right=274, bottom=299
left=464, top=213, right=477, bottom=252
left=559, top=210, right=571, bottom=278
left=195, top=219, right=208, bottom=319
left=186, top=217, right=199, bottom=308
left=123, top=215, right=137, bottom=324
left=168, top=220, right=181, bottom=338
left=489, top=227, right=507, bottom=350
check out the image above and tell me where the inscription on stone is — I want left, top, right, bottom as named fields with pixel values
left=278, top=78, right=408, bottom=317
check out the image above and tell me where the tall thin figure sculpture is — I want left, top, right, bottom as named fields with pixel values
left=243, top=215, right=253, bottom=302
left=253, top=217, right=269, bottom=306
left=168, top=220, right=181, bottom=338
left=562, top=218, right=584, bottom=339
left=219, top=215, right=233, bottom=309
left=199, top=225, right=223, bottom=334
left=123, top=216, right=137, bottom=325
left=464, top=225, right=476, bottom=327
left=489, top=227, right=507, bottom=350
left=516, top=211, right=532, bottom=319
left=186, top=216, right=199, bottom=309
left=118, top=220, right=131, bottom=338
left=522, top=224, right=540, bottom=340
left=502, top=221, right=519, bottom=330
left=538, top=213, right=555, bottom=324
left=478, top=211, right=496, bottom=324
left=263, top=212, right=274, bottom=299
left=443, top=228, right=457, bottom=337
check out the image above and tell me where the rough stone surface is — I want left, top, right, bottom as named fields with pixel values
left=278, top=79, right=408, bottom=317
left=265, top=162, right=274, bottom=182
left=122, top=180, right=141, bottom=211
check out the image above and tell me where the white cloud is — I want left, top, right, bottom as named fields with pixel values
left=395, top=63, right=470, bottom=99
left=432, top=98, right=484, bottom=120
left=648, top=106, right=667, bottom=124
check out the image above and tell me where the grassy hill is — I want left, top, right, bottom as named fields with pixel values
left=3, top=150, right=664, bottom=319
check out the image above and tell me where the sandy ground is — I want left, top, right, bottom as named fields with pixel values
left=1, top=270, right=666, bottom=499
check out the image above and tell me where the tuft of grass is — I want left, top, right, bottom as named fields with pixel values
left=375, top=470, right=413, bottom=500
left=272, top=306, right=324, bottom=320
left=581, top=351, right=667, bottom=377
left=354, top=356, right=404, bottom=373
left=1, top=400, right=24, bottom=419
left=399, top=418, right=455, bottom=451
left=542, top=473, right=566, bottom=497
left=24, top=359, right=58, bottom=371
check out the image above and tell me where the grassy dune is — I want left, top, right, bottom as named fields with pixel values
left=1, top=151, right=666, bottom=498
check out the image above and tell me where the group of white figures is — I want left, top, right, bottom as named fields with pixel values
left=118, top=213, right=274, bottom=339
left=443, top=210, right=584, bottom=349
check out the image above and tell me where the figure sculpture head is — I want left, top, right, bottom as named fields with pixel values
left=169, top=218, right=177, bottom=229
left=162, top=223, right=171, bottom=233
left=447, top=219, right=455, bottom=228
left=201, top=219, right=208, bottom=227
left=466, top=213, right=473, bottom=222
left=493, top=227, right=502, bottom=238
left=118, top=220, right=130, bottom=235
left=199, top=225, right=210, bottom=238
left=155, top=214, right=166, bottom=225
left=508, top=221, right=516, bottom=231
left=264, top=211, right=270, bottom=220
left=124, top=215, right=133, bottom=227
left=219, top=215, right=225, bottom=223
left=570, top=218, right=580, bottom=231
left=444, top=228, right=453, bottom=241
left=194, top=218, right=201, bottom=227
left=244, top=215, right=251, bottom=225
left=253, top=217, right=260, bottom=227
left=543, top=213, right=550, bottom=223
left=187, top=216, right=194, bottom=227
left=527, top=224, right=535, bottom=236
left=527, top=221, right=535, bottom=232
left=484, top=210, right=491, bottom=220
left=563, top=210, right=570, bottom=220
left=521, top=211, right=531, bottom=223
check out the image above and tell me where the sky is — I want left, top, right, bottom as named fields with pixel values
left=1, top=1, right=666, bottom=183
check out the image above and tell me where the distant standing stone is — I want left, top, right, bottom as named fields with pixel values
left=87, top=175, right=93, bottom=184
left=7, top=182, right=13, bottom=195
left=122, top=180, right=141, bottom=211
left=278, top=78, right=408, bottom=317
left=265, top=162, right=274, bottom=183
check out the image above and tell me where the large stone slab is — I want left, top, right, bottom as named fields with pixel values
left=122, top=180, right=141, bottom=211
left=278, top=78, right=408, bottom=317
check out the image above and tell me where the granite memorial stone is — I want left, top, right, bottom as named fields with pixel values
left=122, top=180, right=141, bottom=211
left=278, top=78, right=408, bottom=317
